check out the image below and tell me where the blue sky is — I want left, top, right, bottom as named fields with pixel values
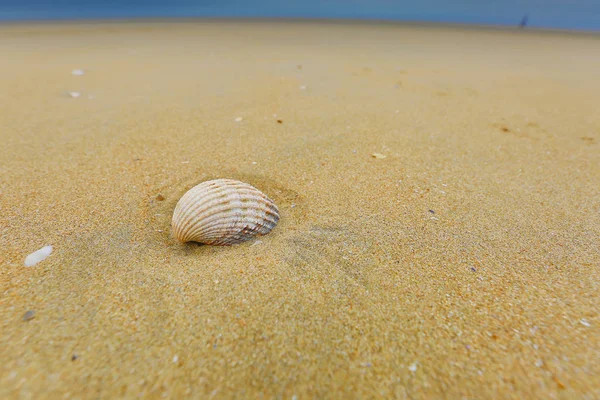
left=0, top=0, right=599, bottom=31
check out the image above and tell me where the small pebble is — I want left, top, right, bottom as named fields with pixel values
left=371, top=153, right=387, bottom=159
left=71, top=69, right=85, bottom=76
left=299, top=85, right=307, bottom=90
left=68, top=91, right=81, bottom=98
left=408, top=362, right=418, bottom=372
left=156, top=194, right=165, bottom=201
left=276, top=119, right=283, bottom=124
left=173, top=355, right=179, bottom=363
left=71, top=354, right=79, bottom=361
left=25, top=245, right=53, bottom=267
left=580, top=319, right=591, bottom=327
left=235, top=117, right=243, bottom=122
left=23, top=310, right=36, bottom=321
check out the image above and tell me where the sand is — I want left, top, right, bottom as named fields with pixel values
left=0, top=20, right=599, bottom=399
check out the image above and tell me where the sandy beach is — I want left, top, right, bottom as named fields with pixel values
left=1, top=20, right=599, bottom=398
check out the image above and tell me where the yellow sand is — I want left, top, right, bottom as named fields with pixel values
left=1, top=21, right=599, bottom=399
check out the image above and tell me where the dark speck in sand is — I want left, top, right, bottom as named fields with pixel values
left=580, top=136, right=595, bottom=144
left=429, top=209, right=435, bottom=214
left=277, top=120, right=283, bottom=124
left=72, top=354, right=79, bottom=361
left=471, top=267, right=477, bottom=272
left=156, top=194, right=165, bottom=201
left=23, top=310, right=36, bottom=321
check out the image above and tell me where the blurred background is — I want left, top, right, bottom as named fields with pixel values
left=0, top=0, right=599, bottom=31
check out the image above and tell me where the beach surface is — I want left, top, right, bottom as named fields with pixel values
left=1, top=21, right=599, bottom=399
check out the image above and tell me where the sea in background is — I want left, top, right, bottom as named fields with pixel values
left=1, top=0, right=600, bottom=31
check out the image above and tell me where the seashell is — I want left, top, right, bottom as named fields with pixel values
left=172, top=179, right=279, bottom=245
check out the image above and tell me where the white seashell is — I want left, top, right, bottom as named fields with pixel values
left=24, top=245, right=53, bottom=267
left=172, top=179, right=279, bottom=245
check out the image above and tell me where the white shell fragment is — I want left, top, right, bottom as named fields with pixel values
left=24, top=245, right=53, bottom=267
left=172, top=179, right=279, bottom=245
left=71, top=69, right=85, bottom=76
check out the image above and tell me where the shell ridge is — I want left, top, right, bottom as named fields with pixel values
left=174, top=184, right=253, bottom=240
left=193, top=206, right=278, bottom=239
left=175, top=184, right=242, bottom=236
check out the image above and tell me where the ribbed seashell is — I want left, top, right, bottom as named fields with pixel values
left=172, top=179, right=280, bottom=245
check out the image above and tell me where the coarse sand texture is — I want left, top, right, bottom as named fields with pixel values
left=1, top=21, right=599, bottom=399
